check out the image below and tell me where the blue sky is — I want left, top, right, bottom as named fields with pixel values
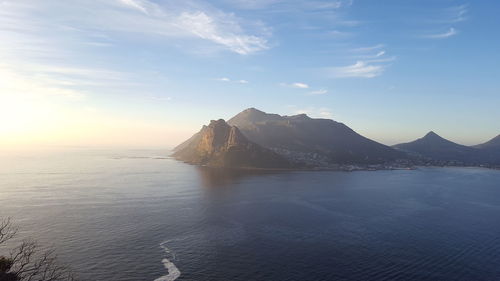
left=0, top=0, right=498, bottom=147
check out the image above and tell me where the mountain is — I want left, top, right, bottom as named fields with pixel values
left=393, top=131, right=480, bottom=163
left=474, top=134, right=500, bottom=164
left=172, top=119, right=292, bottom=169
left=226, top=108, right=404, bottom=165
left=173, top=110, right=500, bottom=169
left=474, top=134, right=500, bottom=149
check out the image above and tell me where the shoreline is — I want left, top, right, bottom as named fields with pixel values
left=171, top=157, right=500, bottom=172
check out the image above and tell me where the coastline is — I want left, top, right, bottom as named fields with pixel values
left=170, top=156, right=500, bottom=172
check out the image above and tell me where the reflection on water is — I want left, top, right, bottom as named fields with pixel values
left=1, top=149, right=500, bottom=281
left=195, top=166, right=284, bottom=188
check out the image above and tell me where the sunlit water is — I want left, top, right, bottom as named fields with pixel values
left=1, top=148, right=500, bottom=281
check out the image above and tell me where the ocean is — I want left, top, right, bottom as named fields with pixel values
left=1, top=148, right=500, bottom=281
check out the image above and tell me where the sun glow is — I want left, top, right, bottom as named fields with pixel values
left=0, top=92, right=188, bottom=148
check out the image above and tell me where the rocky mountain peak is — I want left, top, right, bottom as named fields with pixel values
left=423, top=131, right=440, bottom=139
left=172, top=118, right=291, bottom=168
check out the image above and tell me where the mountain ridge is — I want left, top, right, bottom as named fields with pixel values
left=392, top=131, right=494, bottom=165
left=172, top=119, right=292, bottom=169
left=174, top=108, right=407, bottom=169
left=475, top=134, right=500, bottom=149
left=227, top=108, right=404, bottom=165
left=173, top=108, right=500, bottom=169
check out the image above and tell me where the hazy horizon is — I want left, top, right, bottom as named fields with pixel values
left=1, top=0, right=499, bottom=148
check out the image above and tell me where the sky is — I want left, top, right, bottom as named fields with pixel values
left=0, top=0, right=499, bottom=148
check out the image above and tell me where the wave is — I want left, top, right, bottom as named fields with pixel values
left=154, top=241, right=181, bottom=281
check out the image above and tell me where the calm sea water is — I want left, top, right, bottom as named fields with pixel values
left=1, top=148, right=500, bottom=281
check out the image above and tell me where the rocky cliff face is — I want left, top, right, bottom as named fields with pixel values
left=172, top=119, right=292, bottom=169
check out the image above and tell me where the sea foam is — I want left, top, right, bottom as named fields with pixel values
left=154, top=241, right=181, bottom=281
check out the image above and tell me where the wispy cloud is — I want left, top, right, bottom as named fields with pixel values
left=281, top=82, right=309, bottom=89
left=222, top=0, right=356, bottom=36
left=326, top=30, right=353, bottom=38
left=0, top=0, right=271, bottom=56
left=176, top=11, right=269, bottom=55
left=117, top=0, right=271, bottom=55
left=226, top=0, right=352, bottom=11
left=446, top=4, right=468, bottom=23
left=351, top=44, right=385, bottom=53
left=421, top=4, right=468, bottom=24
left=0, top=0, right=266, bottom=109
left=0, top=64, right=88, bottom=101
left=308, top=89, right=328, bottom=95
left=328, top=61, right=385, bottom=78
left=120, top=0, right=150, bottom=15
left=424, top=27, right=458, bottom=39
left=216, top=77, right=250, bottom=84
left=221, top=0, right=282, bottom=10
left=432, top=4, right=468, bottom=24
left=293, top=107, right=334, bottom=119
left=329, top=44, right=394, bottom=78
left=419, top=4, right=467, bottom=40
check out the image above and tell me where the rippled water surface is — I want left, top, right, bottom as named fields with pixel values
left=1, top=148, right=500, bottom=281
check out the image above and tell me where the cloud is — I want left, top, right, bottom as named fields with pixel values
left=216, top=77, right=250, bottom=84
left=308, top=89, right=328, bottom=95
left=176, top=11, right=269, bottom=55
left=222, top=0, right=356, bottom=33
left=420, top=5, right=466, bottom=39
left=119, top=0, right=149, bottom=15
left=303, top=1, right=345, bottom=10
left=0, top=0, right=271, bottom=56
left=281, top=82, right=309, bottom=89
left=422, top=4, right=468, bottom=25
left=222, top=0, right=282, bottom=10
left=226, top=0, right=352, bottom=10
left=292, top=82, right=309, bottom=88
left=356, top=50, right=390, bottom=60
left=328, top=44, right=395, bottom=78
left=436, top=4, right=468, bottom=24
left=328, top=61, right=385, bottom=78
left=348, top=44, right=391, bottom=59
left=326, top=30, right=352, bottom=38
left=424, top=27, right=458, bottom=39
left=0, top=64, right=87, bottom=101
left=294, top=107, right=334, bottom=119
left=351, top=44, right=385, bottom=53
left=447, top=5, right=468, bottom=23
left=0, top=0, right=265, bottom=111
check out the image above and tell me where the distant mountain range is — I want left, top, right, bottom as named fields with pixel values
left=475, top=134, right=500, bottom=149
left=173, top=108, right=500, bottom=169
left=392, top=131, right=480, bottom=163
left=393, top=132, right=500, bottom=166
